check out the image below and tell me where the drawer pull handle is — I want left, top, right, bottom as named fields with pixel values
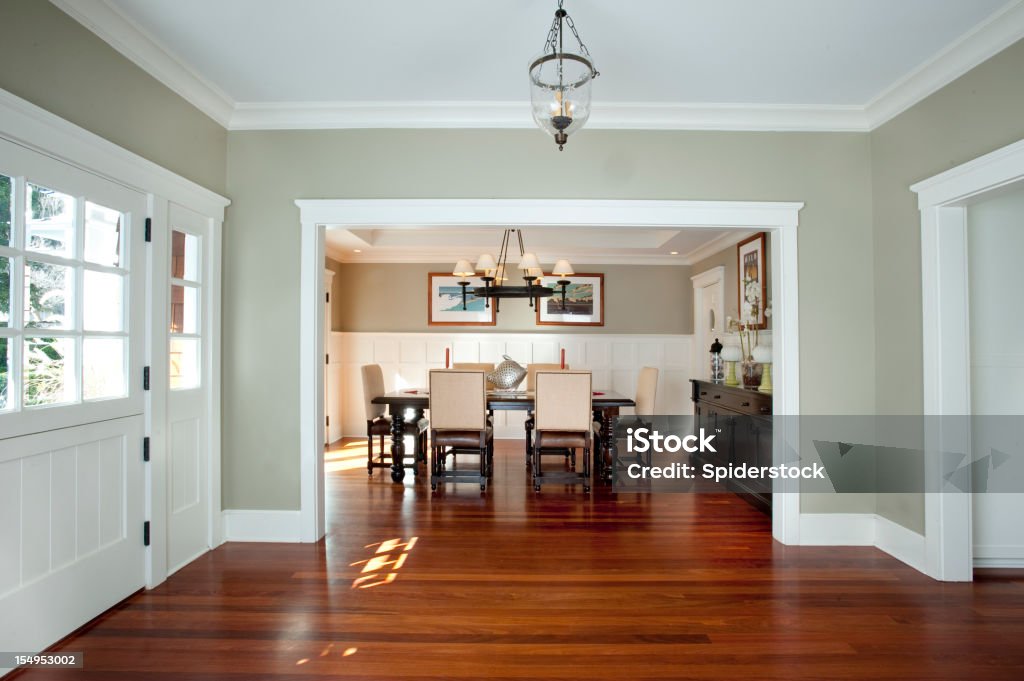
left=700, top=391, right=708, bottom=396
left=760, top=407, right=770, bottom=414
left=713, top=395, right=721, bottom=400
left=741, top=401, right=750, bottom=407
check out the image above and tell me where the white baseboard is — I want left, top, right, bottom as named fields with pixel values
left=799, top=513, right=927, bottom=573
left=222, top=510, right=303, bottom=542
left=973, top=544, right=1024, bottom=568
left=875, top=514, right=927, bottom=573
left=798, top=513, right=875, bottom=545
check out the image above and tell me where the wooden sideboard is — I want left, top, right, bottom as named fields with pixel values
left=690, top=379, right=773, bottom=513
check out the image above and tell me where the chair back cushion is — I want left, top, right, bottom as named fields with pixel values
left=452, top=363, right=497, bottom=390
left=526, top=363, right=569, bottom=391
left=635, top=366, right=659, bottom=415
left=535, top=370, right=592, bottom=432
left=429, top=370, right=487, bottom=430
left=361, top=364, right=386, bottom=420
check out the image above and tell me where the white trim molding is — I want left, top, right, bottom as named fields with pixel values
left=799, top=514, right=927, bottom=573
left=297, top=199, right=803, bottom=547
left=50, top=0, right=235, bottom=127
left=52, top=0, right=1024, bottom=133
left=222, top=511, right=304, bottom=543
left=913, top=136, right=1024, bottom=582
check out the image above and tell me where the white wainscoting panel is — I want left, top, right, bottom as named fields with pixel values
left=332, top=332, right=694, bottom=439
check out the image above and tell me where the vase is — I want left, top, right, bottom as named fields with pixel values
left=741, top=360, right=763, bottom=389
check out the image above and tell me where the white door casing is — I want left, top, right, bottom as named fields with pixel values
left=912, top=137, right=1024, bottom=581
left=296, top=199, right=804, bottom=546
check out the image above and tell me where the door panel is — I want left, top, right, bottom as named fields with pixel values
left=166, top=204, right=211, bottom=574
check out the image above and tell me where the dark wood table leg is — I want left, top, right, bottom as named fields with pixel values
left=412, top=408, right=426, bottom=475
left=600, top=406, right=620, bottom=484
left=390, top=408, right=406, bottom=483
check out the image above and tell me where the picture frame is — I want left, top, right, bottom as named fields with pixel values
left=737, top=232, right=768, bottom=330
left=427, top=273, right=497, bottom=326
left=535, top=273, right=604, bottom=326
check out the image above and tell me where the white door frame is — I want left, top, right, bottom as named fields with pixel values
left=691, top=266, right=726, bottom=383
left=296, top=199, right=803, bottom=545
left=912, top=137, right=1024, bottom=582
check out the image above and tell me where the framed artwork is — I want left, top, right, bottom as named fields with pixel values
left=737, top=232, right=768, bottom=330
left=535, top=273, right=604, bottom=326
left=427, top=273, right=496, bottom=326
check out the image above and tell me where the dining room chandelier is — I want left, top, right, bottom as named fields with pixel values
left=451, top=229, right=574, bottom=313
left=528, top=0, right=599, bottom=151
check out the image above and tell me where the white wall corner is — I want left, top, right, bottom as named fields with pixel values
left=222, top=510, right=304, bottom=543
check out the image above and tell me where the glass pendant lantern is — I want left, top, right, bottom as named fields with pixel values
left=528, top=1, right=598, bottom=151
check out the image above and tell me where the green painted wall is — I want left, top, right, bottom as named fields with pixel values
left=225, top=128, right=875, bottom=510
left=0, top=0, right=227, bottom=194
left=870, top=38, right=1024, bottom=533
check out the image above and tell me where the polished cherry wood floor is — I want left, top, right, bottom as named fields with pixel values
left=19, top=438, right=1024, bottom=680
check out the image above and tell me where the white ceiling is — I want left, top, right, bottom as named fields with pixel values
left=324, top=225, right=752, bottom=266
left=56, top=0, right=1024, bottom=130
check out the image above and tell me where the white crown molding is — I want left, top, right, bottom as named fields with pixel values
left=680, top=230, right=756, bottom=265
left=53, top=0, right=1024, bottom=134
left=325, top=252, right=693, bottom=266
left=49, top=0, right=235, bottom=128
left=864, top=0, right=1024, bottom=129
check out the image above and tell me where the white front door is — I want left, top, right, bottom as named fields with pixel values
left=165, top=204, right=212, bottom=574
left=0, top=139, right=147, bottom=663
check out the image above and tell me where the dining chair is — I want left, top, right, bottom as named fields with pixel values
left=429, top=370, right=493, bottom=491
left=452, top=362, right=497, bottom=390
left=608, top=366, right=659, bottom=477
left=523, top=363, right=570, bottom=467
left=361, top=364, right=428, bottom=476
left=532, top=370, right=595, bottom=493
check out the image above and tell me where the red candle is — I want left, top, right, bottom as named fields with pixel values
left=445, top=348, right=450, bottom=368
left=560, top=348, right=566, bottom=369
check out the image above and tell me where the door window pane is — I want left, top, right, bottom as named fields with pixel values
left=26, top=183, right=75, bottom=258
left=0, top=256, right=10, bottom=327
left=26, top=261, right=73, bottom=329
left=169, top=337, right=199, bottom=390
left=83, top=270, right=124, bottom=332
left=0, top=338, right=9, bottom=410
left=24, top=337, right=76, bottom=406
left=171, top=230, right=199, bottom=281
left=0, top=174, right=11, bottom=246
left=84, top=202, right=122, bottom=267
left=83, top=337, right=125, bottom=400
left=170, top=284, right=198, bottom=334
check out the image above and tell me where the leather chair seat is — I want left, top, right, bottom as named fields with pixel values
left=535, top=430, right=587, bottom=448
left=433, top=427, right=493, bottom=448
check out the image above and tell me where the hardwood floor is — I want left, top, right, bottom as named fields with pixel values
left=17, top=438, right=1024, bottom=680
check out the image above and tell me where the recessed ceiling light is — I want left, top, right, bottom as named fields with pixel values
left=353, top=249, right=362, bottom=253
left=670, top=251, right=679, bottom=255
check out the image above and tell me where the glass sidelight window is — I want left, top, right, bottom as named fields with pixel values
left=169, top=229, right=201, bottom=390
left=0, top=173, right=130, bottom=412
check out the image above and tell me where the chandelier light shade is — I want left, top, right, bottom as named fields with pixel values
left=552, top=259, right=575, bottom=276
left=529, top=0, right=599, bottom=151
left=461, top=229, right=573, bottom=313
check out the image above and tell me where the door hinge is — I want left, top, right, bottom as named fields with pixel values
left=143, top=521, right=151, bottom=546
left=326, top=415, right=330, bottom=427
left=326, top=292, right=330, bottom=303
left=143, top=437, right=150, bottom=462
left=325, top=354, right=329, bottom=365
left=143, top=366, right=151, bottom=391
left=144, top=217, right=152, bottom=243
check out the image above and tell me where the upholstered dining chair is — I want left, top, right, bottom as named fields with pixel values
left=532, top=370, right=595, bottom=493
left=452, top=362, right=497, bottom=390
left=429, top=370, right=493, bottom=491
left=361, top=364, right=428, bottom=476
left=524, top=363, right=569, bottom=467
left=606, top=366, right=659, bottom=477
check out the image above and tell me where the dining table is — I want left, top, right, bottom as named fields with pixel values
left=371, top=389, right=636, bottom=484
